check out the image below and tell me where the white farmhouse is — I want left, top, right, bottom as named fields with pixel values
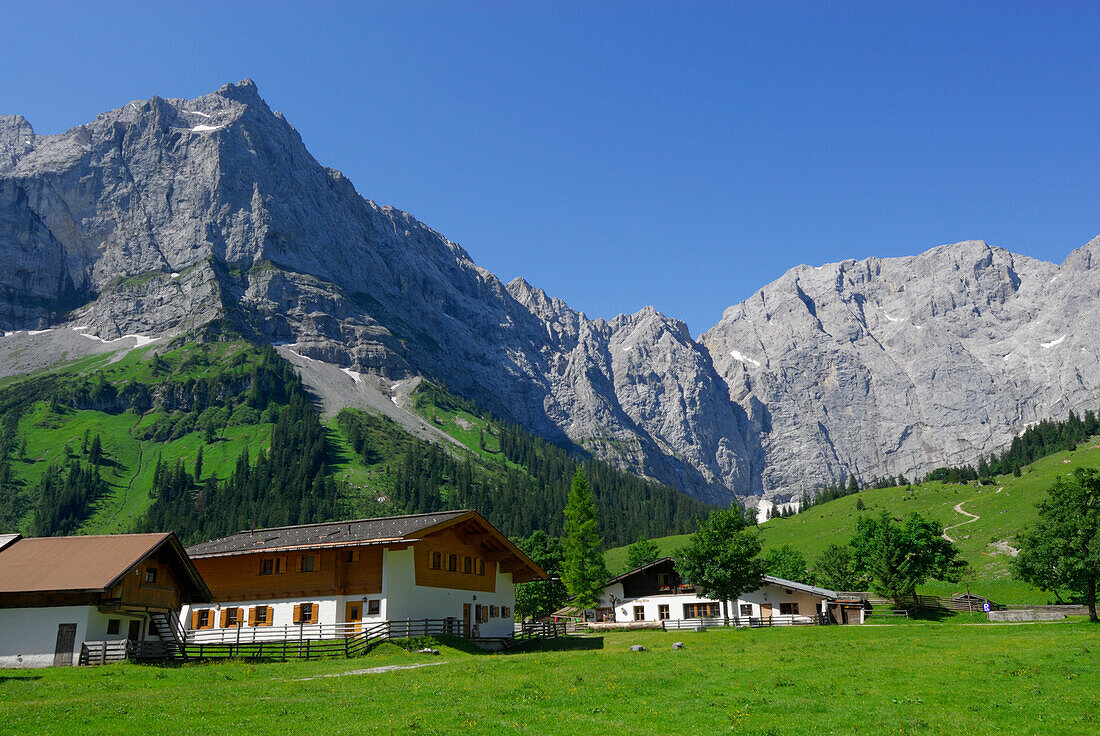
left=181, top=510, right=545, bottom=642
left=583, top=557, right=845, bottom=626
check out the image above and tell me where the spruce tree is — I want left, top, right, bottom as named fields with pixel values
left=562, top=470, right=608, bottom=611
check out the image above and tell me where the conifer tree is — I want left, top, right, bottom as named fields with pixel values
left=562, top=470, right=608, bottom=611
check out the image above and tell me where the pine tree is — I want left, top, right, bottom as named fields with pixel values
left=562, top=470, right=608, bottom=611
left=847, top=474, right=859, bottom=494
left=194, top=446, right=204, bottom=482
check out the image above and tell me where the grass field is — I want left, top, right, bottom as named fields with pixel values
left=604, top=438, right=1100, bottom=604
left=2, top=623, right=1097, bottom=735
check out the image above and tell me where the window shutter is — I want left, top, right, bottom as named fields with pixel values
left=190, top=610, right=199, bottom=629
left=219, top=609, right=228, bottom=628
left=293, top=604, right=302, bottom=624
left=266, top=606, right=274, bottom=625
left=248, top=607, right=257, bottom=626
left=278, top=556, right=287, bottom=574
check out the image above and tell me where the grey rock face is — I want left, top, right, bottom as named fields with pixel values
left=1, top=82, right=1097, bottom=505
left=702, top=239, right=1100, bottom=496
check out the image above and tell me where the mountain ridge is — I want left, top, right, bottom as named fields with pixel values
left=1, top=81, right=1097, bottom=504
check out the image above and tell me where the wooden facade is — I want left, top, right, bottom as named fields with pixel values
left=193, top=545, right=385, bottom=602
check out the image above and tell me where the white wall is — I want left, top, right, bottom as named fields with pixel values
left=0, top=606, right=93, bottom=668
left=596, top=582, right=827, bottom=624
left=383, top=547, right=517, bottom=638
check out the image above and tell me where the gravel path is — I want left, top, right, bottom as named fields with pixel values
left=942, top=497, right=984, bottom=543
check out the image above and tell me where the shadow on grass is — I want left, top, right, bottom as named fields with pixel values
left=504, top=636, right=605, bottom=654
left=0, top=674, right=43, bottom=682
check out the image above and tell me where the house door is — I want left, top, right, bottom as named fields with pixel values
left=462, top=604, right=472, bottom=638
left=127, top=620, right=142, bottom=641
left=53, top=623, right=77, bottom=667
left=761, top=603, right=773, bottom=624
left=345, top=601, right=363, bottom=634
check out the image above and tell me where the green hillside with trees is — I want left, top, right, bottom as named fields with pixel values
left=0, top=336, right=712, bottom=547
left=605, top=435, right=1100, bottom=604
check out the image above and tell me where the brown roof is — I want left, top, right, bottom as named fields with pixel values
left=0, top=532, right=211, bottom=600
left=187, top=510, right=547, bottom=583
left=185, top=510, right=472, bottom=557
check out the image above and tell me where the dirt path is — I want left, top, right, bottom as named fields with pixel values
left=296, top=661, right=446, bottom=680
left=103, top=416, right=145, bottom=529
left=942, top=496, right=986, bottom=542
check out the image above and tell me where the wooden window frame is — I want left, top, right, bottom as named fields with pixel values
left=447, top=554, right=458, bottom=572
left=463, top=556, right=473, bottom=574
left=193, top=609, right=214, bottom=630
left=430, top=551, right=442, bottom=570
left=301, top=555, right=317, bottom=573
left=633, top=606, right=645, bottom=622
left=367, top=599, right=380, bottom=616
left=740, top=604, right=753, bottom=617
left=657, top=604, right=670, bottom=621
left=502, top=606, right=511, bottom=619
left=779, top=602, right=799, bottom=616
left=250, top=606, right=272, bottom=627
left=106, top=618, right=121, bottom=635
left=478, top=559, right=485, bottom=576
left=144, top=566, right=158, bottom=584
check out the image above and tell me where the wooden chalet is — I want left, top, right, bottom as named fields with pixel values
left=0, top=532, right=212, bottom=668
left=182, top=509, right=545, bottom=641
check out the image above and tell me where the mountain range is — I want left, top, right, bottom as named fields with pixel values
left=2, top=80, right=1097, bottom=505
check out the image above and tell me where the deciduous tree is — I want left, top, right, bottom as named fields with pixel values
left=676, top=505, right=766, bottom=625
left=625, top=536, right=660, bottom=571
left=849, top=511, right=965, bottom=604
left=761, top=544, right=812, bottom=583
left=1014, top=468, right=1100, bottom=622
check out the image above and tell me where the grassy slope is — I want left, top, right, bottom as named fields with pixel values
left=606, top=438, right=1100, bottom=603
left=5, top=341, right=275, bottom=535
left=2, top=623, right=1098, bottom=735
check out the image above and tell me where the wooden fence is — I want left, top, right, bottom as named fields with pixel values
left=661, top=614, right=826, bottom=630
left=81, top=619, right=569, bottom=665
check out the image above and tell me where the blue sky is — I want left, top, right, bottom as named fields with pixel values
left=2, top=2, right=1097, bottom=334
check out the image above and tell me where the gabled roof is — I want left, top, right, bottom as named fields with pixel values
left=762, top=575, right=838, bottom=600
left=603, top=557, right=838, bottom=600
left=185, top=510, right=547, bottom=583
left=0, top=533, right=21, bottom=553
left=0, top=532, right=212, bottom=601
left=185, top=510, right=473, bottom=557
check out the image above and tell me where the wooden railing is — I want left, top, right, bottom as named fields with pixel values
left=661, top=614, right=826, bottom=630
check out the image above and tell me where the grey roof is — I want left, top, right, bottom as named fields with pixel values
left=601, top=557, right=838, bottom=600
left=186, top=510, right=472, bottom=558
left=763, top=575, right=838, bottom=599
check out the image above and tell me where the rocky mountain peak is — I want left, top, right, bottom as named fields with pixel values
left=2, top=82, right=1097, bottom=506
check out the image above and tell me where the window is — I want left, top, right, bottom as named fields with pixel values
left=367, top=599, right=380, bottom=615
left=683, top=602, right=721, bottom=618
left=447, top=554, right=458, bottom=572
left=633, top=606, right=645, bottom=621
left=657, top=572, right=673, bottom=590
left=224, top=608, right=241, bottom=627
left=478, top=558, right=485, bottom=576
left=294, top=603, right=317, bottom=624
left=144, top=566, right=158, bottom=583
left=463, top=556, right=473, bottom=574
left=502, top=606, right=511, bottom=619
left=260, top=557, right=284, bottom=575
left=490, top=605, right=499, bottom=618
left=657, top=605, right=670, bottom=621
left=251, top=606, right=271, bottom=626
left=107, top=619, right=121, bottom=635
left=347, top=549, right=360, bottom=563
left=301, top=555, right=316, bottom=573
left=779, top=602, right=800, bottom=616
left=431, top=552, right=442, bottom=570
left=740, top=604, right=753, bottom=617
left=193, top=609, right=214, bottom=629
